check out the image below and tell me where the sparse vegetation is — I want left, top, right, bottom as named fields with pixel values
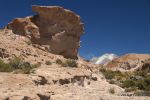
left=100, top=68, right=150, bottom=96
left=45, top=61, right=52, bottom=65
left=32, top=62, right=41, bottom=68
left=134, top=91, right=150, bottom=96
left=56, top=59, right=63, bottom=65
left=109, top=79, right=115, bottom=84
left=109, top=87, right=115, bottom=94
left=100, top=68, right=122, bottom=80
left=0, top=57, right=40, bottom=74
left=64, top=59, right=77, bottom=67
left=0, top=59, right=12, bottom=72
left=125, top=87, right=137, bottom=92
left=56, top=58, right=77, bottom=67
left=25, top=40, right=32, bottom=45
left=9, top=56, right=23, bottom=69
left=121, top=72, right=150, bottom=92
left=18, top=62, right=33, bottom=74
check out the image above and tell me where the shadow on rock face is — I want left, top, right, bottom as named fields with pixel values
left=37, top=94, right=51, bottom=100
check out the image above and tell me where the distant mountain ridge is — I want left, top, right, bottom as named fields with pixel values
left=91, top=53, right=118, bottom=65
left=105, top=53, right=150, bottom=71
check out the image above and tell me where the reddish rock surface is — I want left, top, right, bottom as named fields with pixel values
left=7, top=17, right=40, bottom=40
left=105, top=54, right=150, bottom=71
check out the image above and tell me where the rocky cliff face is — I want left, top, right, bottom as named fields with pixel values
left=7, top=5, right=84, bottom=59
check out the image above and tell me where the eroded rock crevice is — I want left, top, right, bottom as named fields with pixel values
left=52, top=75, right=97, bottom=87
left=0, top=48, right=10, bottom=58
left=33, top=75, right=48, bottom=86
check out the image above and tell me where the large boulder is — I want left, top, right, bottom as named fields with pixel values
left=7, top=6, right=84, bottom=59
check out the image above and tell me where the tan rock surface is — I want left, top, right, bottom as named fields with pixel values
left=7, top=5, right=84, bottom=59
left=0, top=29, right=150, bottom=100
left=7, top=17, right=40, bottom=40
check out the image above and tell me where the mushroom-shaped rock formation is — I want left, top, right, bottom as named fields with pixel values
left=7, top=5, right=84, bottom=59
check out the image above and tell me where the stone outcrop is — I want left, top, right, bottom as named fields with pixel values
left=7, top=18, right=40, bottom=40
left=7, top=5, right=84, bottom=59
left=137, top=58, right=150, bottom=73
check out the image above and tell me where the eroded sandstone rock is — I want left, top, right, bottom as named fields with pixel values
left=7, top=17, right=40, bottom=40
left=7, top=5, right=84, bottom=59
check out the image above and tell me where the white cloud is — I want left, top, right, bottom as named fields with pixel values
left=91, top=53, right=118, bottom=65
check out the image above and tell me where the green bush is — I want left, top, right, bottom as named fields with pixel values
left=45, top=61, right=52, bottom=65
left=19, top=62, right=33, bottom=74
left=136, top=76, right=150, bottom=91
left=100, top=69, right=122, bottom=80
left=122, top=80, right=135, bottom=88
left=109, top=79, right=115, bottom=84
left=100, top=68, right=150, bottom=95
left=121, top=74, right=150, bottom=91
left=134, top=71, right=147, bottom=77
left=60, top=62, right=67, bottom=67
left=32, top=62, right=41, bottom=68
left=109, top=88, right=115, bottom=94
left=65, top=59, right=77, bottom=67
left=9, top=56, right=23, bottom=69
left=25, top=40, right=32, bottom=45
left=134, top=91, right=150, bottom=96
left=125, top=87, right=137, bottom=92
left=0, top=59, right=12, bottom=72
left=56, top=59, right=77, bottom=67
left=0, top=57, right=41, bottom=74
left=56, top=59, right=63, bottom=65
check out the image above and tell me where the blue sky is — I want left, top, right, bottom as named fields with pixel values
left=0, top=0, right=150, bottom=59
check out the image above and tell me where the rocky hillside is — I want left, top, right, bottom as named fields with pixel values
left=100, top=54, right=150, bottom=97
left=1, top=29, right=150, bottom=100
left=0, top=6, right=150, bottom=100
left=105, top=54, right=150, bottom=72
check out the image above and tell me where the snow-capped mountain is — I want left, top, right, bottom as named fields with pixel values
left=91, top=53, right=118, bottom=65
